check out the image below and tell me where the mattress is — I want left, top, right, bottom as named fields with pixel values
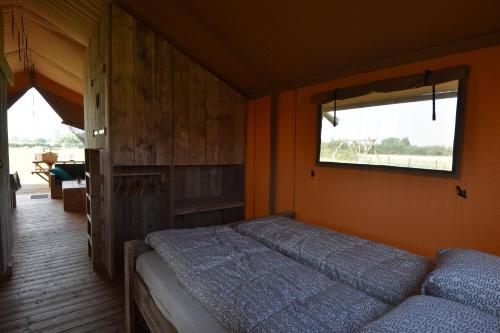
left=136, top=251, right=230, bottom=333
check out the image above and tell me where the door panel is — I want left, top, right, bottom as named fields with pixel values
left=0, top=75, right=12, bottom=276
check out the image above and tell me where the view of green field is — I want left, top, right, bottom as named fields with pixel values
left=320, top=137, right=453, bottom=171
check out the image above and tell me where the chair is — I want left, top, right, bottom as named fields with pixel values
left=9, top=172, right=21, bottom=210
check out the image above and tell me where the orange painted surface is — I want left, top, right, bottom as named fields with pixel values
left=245, top=96, right=271, bottom=218
left=245, top=100, right=256, bottom=219
left=248, top=46, right=500, bottom=258
left=274, top=91, right=296, bottom=213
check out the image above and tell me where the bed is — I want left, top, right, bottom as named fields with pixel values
left=125, top=212, right=394, bottom=333
left=125, top=213, right=296, bottom=333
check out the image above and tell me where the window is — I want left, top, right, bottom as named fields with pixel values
left=314, top=67, right=467, bottom=175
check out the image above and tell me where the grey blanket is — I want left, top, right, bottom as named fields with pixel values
left=235, top=216, right=431, bottom=305
left=146, top=226, right=390, bottom=333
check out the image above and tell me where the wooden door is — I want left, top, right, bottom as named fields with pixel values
left=0, top=75, right=12, bottom=276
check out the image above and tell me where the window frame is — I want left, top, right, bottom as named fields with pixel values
left=315, top=75, right=468, bottom=177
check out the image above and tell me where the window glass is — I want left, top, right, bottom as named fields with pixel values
left=319, top=80, right=460, bottom=172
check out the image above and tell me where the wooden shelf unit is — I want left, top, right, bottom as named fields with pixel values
left=173, top=196, right=244, bottom=216
left=171, top=164, right=245, bottom=228
left=85, top=149, right=105, bottom=273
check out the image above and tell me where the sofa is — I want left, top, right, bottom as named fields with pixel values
left=49, top=162, right=85, bottom=199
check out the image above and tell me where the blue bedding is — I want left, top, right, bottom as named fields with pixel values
left=146, top=226, right=390, bottom=333
left=234, top=216, right=431, bottom=305
left=358, top=295, right=500, bottom=332
left=422, top=248, right=500, bottom=317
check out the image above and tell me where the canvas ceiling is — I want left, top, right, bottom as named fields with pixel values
left=1, top=0, right=500, bottom=127
left=117, top=0, right=500, bottom=97
left=0, top=0, right=108, bottom=128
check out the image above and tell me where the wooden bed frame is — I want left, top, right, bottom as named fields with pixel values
left=125, top=240, right=177, bottom=333
left=124, top=212, right=296, bottom=333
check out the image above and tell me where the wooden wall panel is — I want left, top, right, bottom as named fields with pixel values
left=218, top=83, right=232, bottom=164
left=232, top=92, right=247, bottom=164
left=134, top=22, right=155, bottom=165
left=206, top=74, right=221, bottom=164
left=173, top=50, right=190, bottom=165
left=154, top=37, right=174, bottom=165
left=188, top=62, right=207, bottom=164
left=85, top=9, right=109, bottom=150
left=111, top=6, right=135, bottom=165
left=88, top=5, right=247, bottom=274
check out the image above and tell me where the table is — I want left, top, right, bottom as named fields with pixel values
left=62, top=180, right=86, bottom=213
left=31, top=161, right=52, bottom=183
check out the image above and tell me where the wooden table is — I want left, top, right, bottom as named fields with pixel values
left=62, top=180, right=86, bottom=213
left=31, top=161, right=53, bottom=183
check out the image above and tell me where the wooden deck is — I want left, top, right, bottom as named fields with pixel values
left=0, top=195, right=125, bottom=332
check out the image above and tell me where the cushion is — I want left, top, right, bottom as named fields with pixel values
left=49, top=166, right=73, bottom=181
left=422, top=248, right=500, bottom=317
left=235, top=216, right=431, bottom=305
left=359, top=295, right=500, bottom=333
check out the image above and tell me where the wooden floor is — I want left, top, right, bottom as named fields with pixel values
left=0, top=195, right=125, bottom=332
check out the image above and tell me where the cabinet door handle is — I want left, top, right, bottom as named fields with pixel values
left=0, top=159, right=3, bottom=169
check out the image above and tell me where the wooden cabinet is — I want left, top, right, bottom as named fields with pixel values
left=85, top=5, right=247, bottom=276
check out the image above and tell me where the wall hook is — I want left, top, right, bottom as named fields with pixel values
left=456, top=185, right=467, bottom=199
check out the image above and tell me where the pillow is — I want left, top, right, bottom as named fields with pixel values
left=358, top=295, right=500, bottom=333
left=422, top=248, right=500, bottom=317
left=49, top=167, right=73, bottom=181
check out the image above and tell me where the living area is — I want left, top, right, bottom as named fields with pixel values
left=7, top=86, right=86, bottom=214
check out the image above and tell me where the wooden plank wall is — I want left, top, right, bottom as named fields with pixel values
left=112, top=166, right=170, bottom=268
left=84, top=9, right=109, bottom=150
left=110, top=6, right=246, bottom=166
left=86, top=5, right=247, bottom=274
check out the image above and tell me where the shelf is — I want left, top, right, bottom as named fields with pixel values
left=173, top=196, right=244, bottom=216
left=113, top=172, right=162, bottom=177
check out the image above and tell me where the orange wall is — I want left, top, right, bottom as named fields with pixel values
left=245, top=97, right=271, bottom=218
left=247, top=46, right=500, bottom=258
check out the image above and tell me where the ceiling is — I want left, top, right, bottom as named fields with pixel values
left=0, top=0, right=108, bottom=128
left=1, top=0, right=500, bottom=105
left=117, top=0, right=500, bottom=97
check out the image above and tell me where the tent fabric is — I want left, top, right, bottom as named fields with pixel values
left=116, top=0, right=500, bottom=98
left=7, top=72, right=84, bottom=129
left=1, top=0, right=108, bottom=95
left=1, top=0, right=499, bottom=103
left=310, top=66, right=468, bottom=105
left=0, top=0, right=107, bottom=128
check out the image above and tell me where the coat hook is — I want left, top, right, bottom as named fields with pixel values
left=456, top=185, right=467, bottom=199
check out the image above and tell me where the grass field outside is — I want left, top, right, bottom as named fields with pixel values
left=320, top=153, right=452, bottom=171
left=8, top=147, right=85, bottom=185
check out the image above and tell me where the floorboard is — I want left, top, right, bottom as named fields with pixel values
left=0, top=195, right=125, bottom=332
